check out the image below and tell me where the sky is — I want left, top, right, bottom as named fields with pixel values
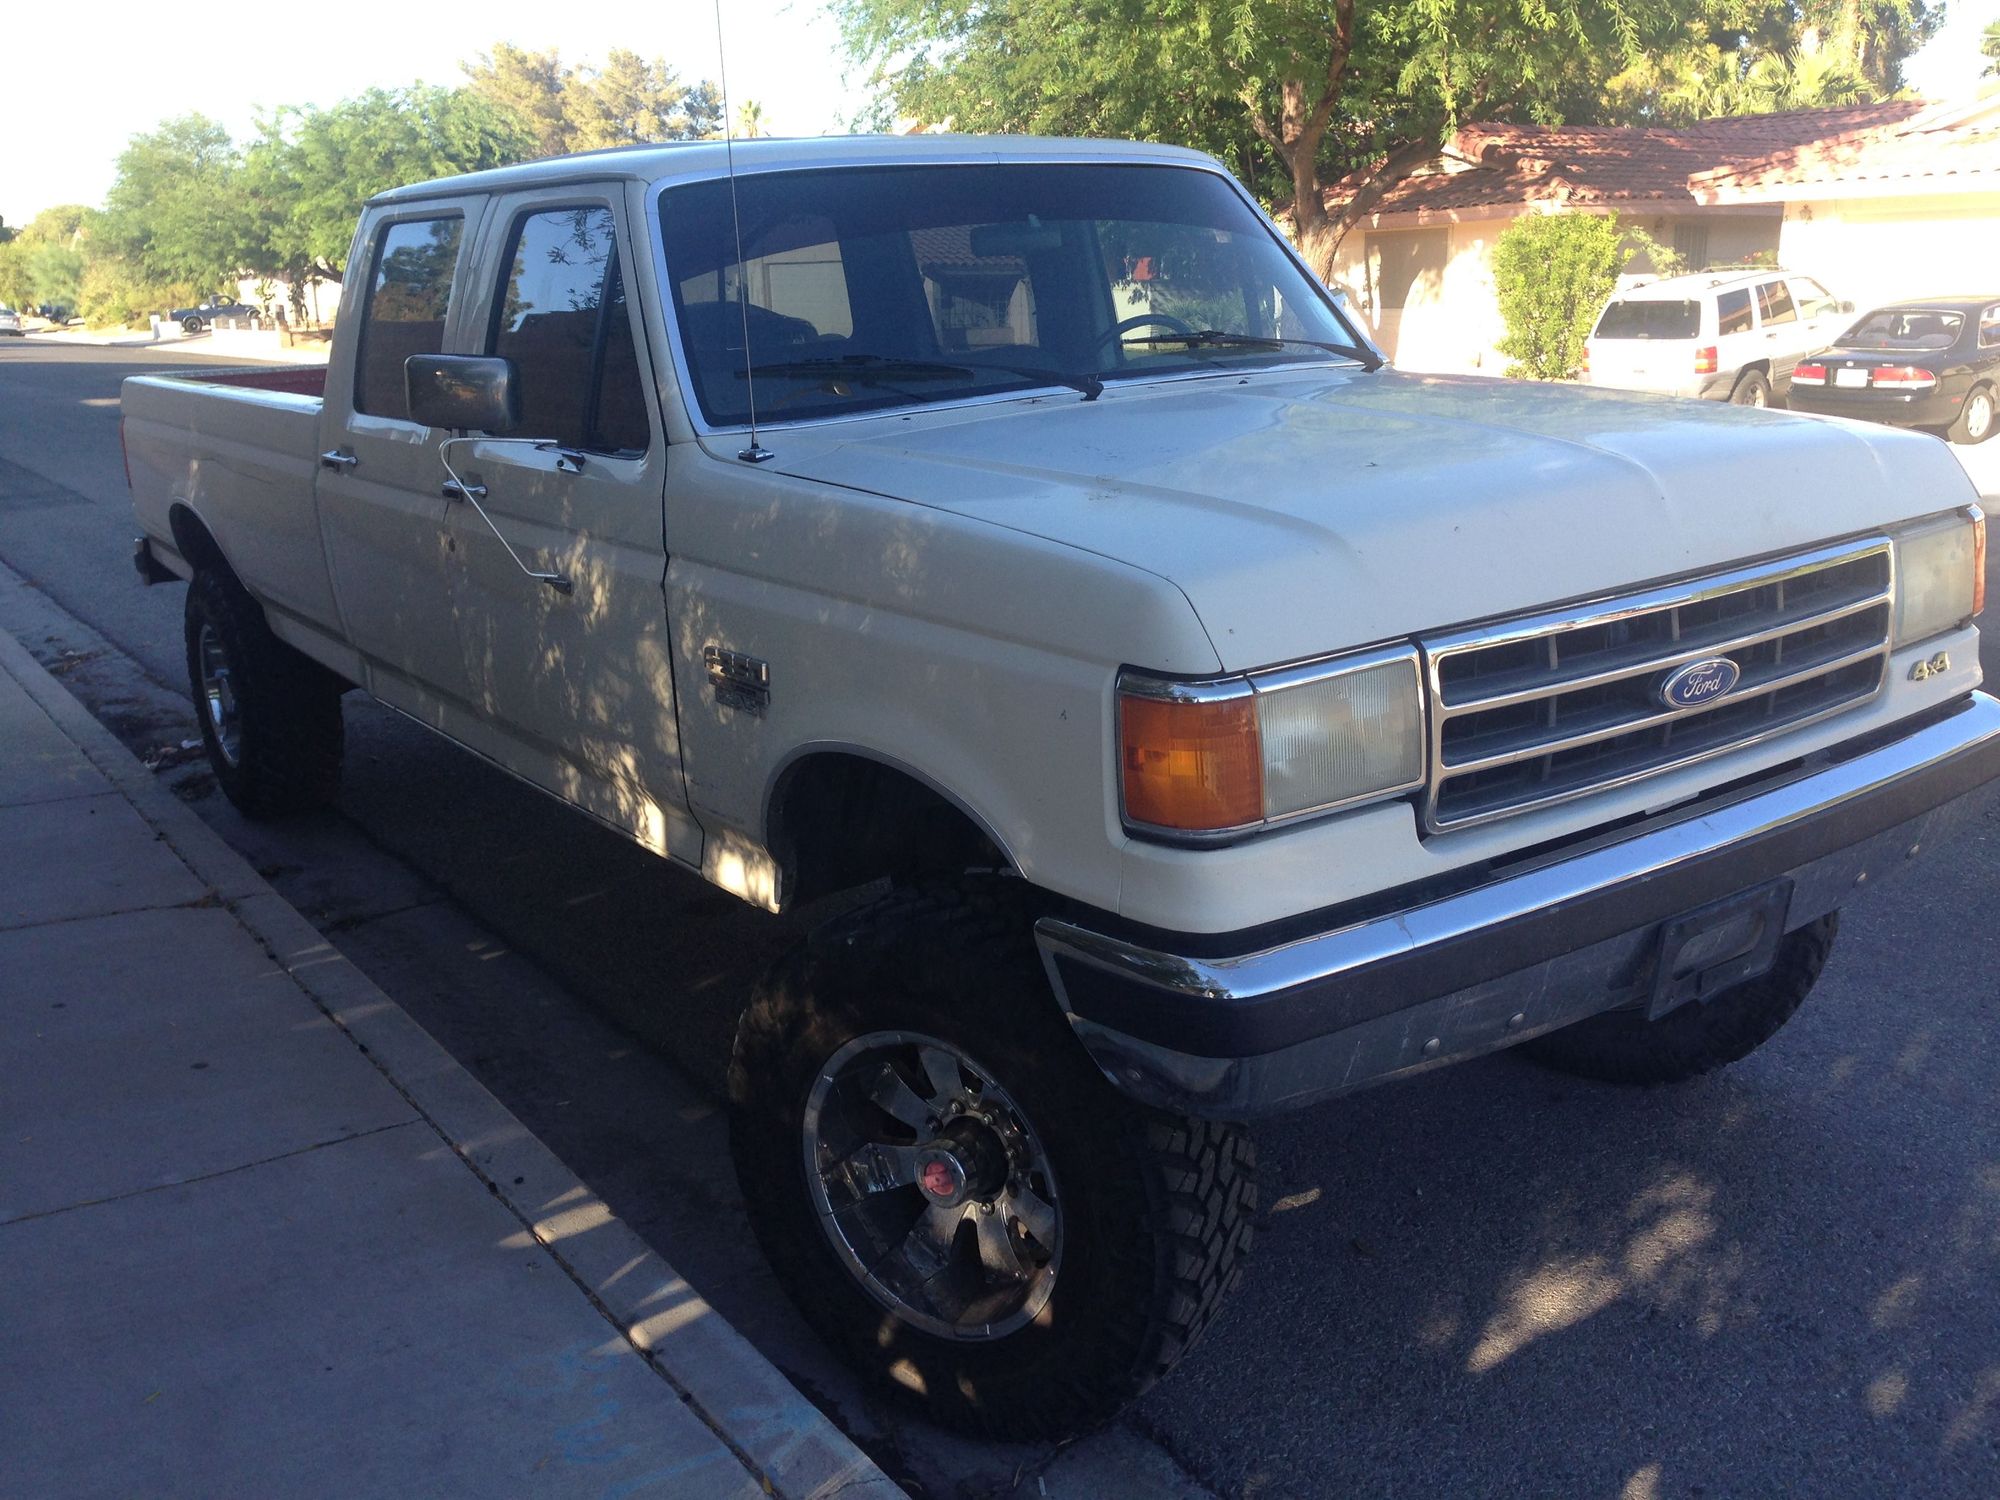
left=3, top=0, right=1997, bottom=228
left=0, top=0, right=866, bottom=225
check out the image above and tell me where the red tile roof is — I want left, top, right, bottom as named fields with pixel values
left=1691, top=95, right=2000, bottom=201
left=1327, top=102, right=1929, bottom=219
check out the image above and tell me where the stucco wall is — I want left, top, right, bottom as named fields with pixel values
left=1777, top=194, right=2000, bottom=313
left=1331, top=208, right=1786, bottom=376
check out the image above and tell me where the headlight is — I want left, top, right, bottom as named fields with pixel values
left=1892, top=505, right=1985, bottom=648
left=1118, top=645, right=1425, bottom=838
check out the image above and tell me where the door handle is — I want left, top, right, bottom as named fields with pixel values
left=319, top=449, right=358, bottom=472
left=442, top=479, right=488, bottom=503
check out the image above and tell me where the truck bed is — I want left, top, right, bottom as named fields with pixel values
left=123, top=365, right=342, bottom=647
left=171, top=364, right=330, bottom=400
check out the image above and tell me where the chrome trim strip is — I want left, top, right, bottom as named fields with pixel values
left=1423, top=536, right=1891, bottom=662
left=1440, top=640, right=1889, bottom=775
left=1443, top=589, right=1890, bottom=713
left=1420, top=537, right=1896, bottom=831
left=1040, top=692, right=2000, bottom=1011
left=1248, top=640, right=1422, bottom=696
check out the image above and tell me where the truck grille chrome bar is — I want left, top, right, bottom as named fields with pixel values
left=1419, top=538, right=1894, bottom=832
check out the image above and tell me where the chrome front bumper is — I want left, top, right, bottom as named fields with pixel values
left=1037, top=692, right=2000, bottom=1118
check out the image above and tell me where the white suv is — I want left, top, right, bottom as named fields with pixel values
left=1584, top=268, right=1850, bottom=407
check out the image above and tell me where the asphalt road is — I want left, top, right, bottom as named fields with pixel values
left=4, top=338, right=1998, bottom=1499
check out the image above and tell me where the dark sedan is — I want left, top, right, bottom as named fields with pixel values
left=1788, top=297, right=1998, bottom=445
left=168, top=297, right=260, bottom=334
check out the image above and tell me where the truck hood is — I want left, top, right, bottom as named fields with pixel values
left=764, top=367, right=1969, bottom=671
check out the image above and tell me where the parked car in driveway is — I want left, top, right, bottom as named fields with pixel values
left=169, top=297, right=259, bottom=334
left=1583, top=267, right=1850, bottom=407
left=1789, top=298, right=1999, bottom=445
left=0, top=305, right=22, bottom=336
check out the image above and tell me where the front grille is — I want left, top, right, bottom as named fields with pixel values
left=1420, top=539, right=1893, bottom=832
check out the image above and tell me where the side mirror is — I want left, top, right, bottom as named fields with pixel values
left=1836, top=300, right=1856, bottom=315
left=406, top=354, right=521, bottom=433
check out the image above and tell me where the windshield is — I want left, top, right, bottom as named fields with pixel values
left=1840, top=308, right=1963, bottom=351
left=1593, top=299, right=1701, bottom=339
left=659, top=163, right=1368, bottom=426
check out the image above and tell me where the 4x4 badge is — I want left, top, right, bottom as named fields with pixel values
left=1910, top=651, right=1951, bottom=682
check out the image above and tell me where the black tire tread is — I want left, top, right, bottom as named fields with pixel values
left=1522, top=914, right=1836, bottom=1086
left=728, top=882, right=1254, bottom=1439
left=184, top=568, right=343, bottom=818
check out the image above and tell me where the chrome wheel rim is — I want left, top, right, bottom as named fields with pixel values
left=196, top=622, right=241, bottom=768
left=801, top=1030, right=1063, bottom=1340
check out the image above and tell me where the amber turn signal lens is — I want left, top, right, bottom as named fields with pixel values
left=1972, top=509, right=1986, bottom=619
left=1120, top=693, right=1263, bottom=832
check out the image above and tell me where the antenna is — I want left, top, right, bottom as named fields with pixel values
left=713, top=0, right=772, bottom=463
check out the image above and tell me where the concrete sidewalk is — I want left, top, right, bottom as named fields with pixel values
left=0, top=626, right=901, bottom=1499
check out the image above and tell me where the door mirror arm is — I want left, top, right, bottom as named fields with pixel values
left=437, top=436, right=574, bottom=595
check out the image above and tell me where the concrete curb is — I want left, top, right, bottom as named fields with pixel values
left=0, top=624, right=904, bottom=1500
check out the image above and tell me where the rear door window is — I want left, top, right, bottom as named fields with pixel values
left=354, top=216, right=464, bottom=421
left=488, top=204, right=651, bottom=454
left=1716, top=289, right=1753, bottom=337
left=1980, top=304, right=1999, bottom=349
left=1754, top=280, right=1796, bottom=326
left=1593, top=300, right=1700, bottom=339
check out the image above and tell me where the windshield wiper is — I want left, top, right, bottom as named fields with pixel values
left=1120, top=329, right=1384, bottom=372
left=741, top=353, right=1102, bottom=400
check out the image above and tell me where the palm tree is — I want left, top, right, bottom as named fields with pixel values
left=736, top=100, right=766, bottom=139
left=1736, top=37, right=1872, bottom=113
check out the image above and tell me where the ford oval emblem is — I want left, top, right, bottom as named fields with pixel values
left=1659, top=657, right=1741, bottom=710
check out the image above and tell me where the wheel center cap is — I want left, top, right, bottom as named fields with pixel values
left=916, top=1147, right=969, bottom=1205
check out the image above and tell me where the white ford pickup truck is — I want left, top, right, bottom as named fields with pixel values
left=125, top=136, right=1995, bottom=1438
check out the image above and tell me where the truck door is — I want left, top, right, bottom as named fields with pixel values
left=316, top=200, right=487, bottom=706
left=436, top=188, right=698, bottom=864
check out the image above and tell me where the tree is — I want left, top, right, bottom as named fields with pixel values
left=463, top=44, right=722, bottom=157
left=0, top=205, right=89, bottom=311
left=1604, top=3, right=1940, bottom=122
left=1983, top=18, right=2000, bottom=78
left=1491, top=211, right=1625, bottom=380
left=460, top=43, right=571, bottom=156
left=247, top=86, right=534, bottom=284
left=841, top=0, right=1720, bottom=276
left=840, top=1, right=1943, bottom=276
left=95, top=115, right=256, bottom=293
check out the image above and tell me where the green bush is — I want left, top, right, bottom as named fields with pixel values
left=1492, top=212, right=1627, bottom=381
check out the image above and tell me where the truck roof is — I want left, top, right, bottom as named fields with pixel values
left=370, top=133, right=1221, bottom=207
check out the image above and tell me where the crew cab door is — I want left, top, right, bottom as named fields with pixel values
left=436, top=188, right=698, bottom=863
left=316, top=199, right=486, bottom=704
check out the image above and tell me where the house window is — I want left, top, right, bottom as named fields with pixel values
left=1671, top=224, right=1709, bottom=272
left=1367, top=229, right=1448, bottom=311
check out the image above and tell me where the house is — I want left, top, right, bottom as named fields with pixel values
left=1323, top=93, right=2000, bottom=376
